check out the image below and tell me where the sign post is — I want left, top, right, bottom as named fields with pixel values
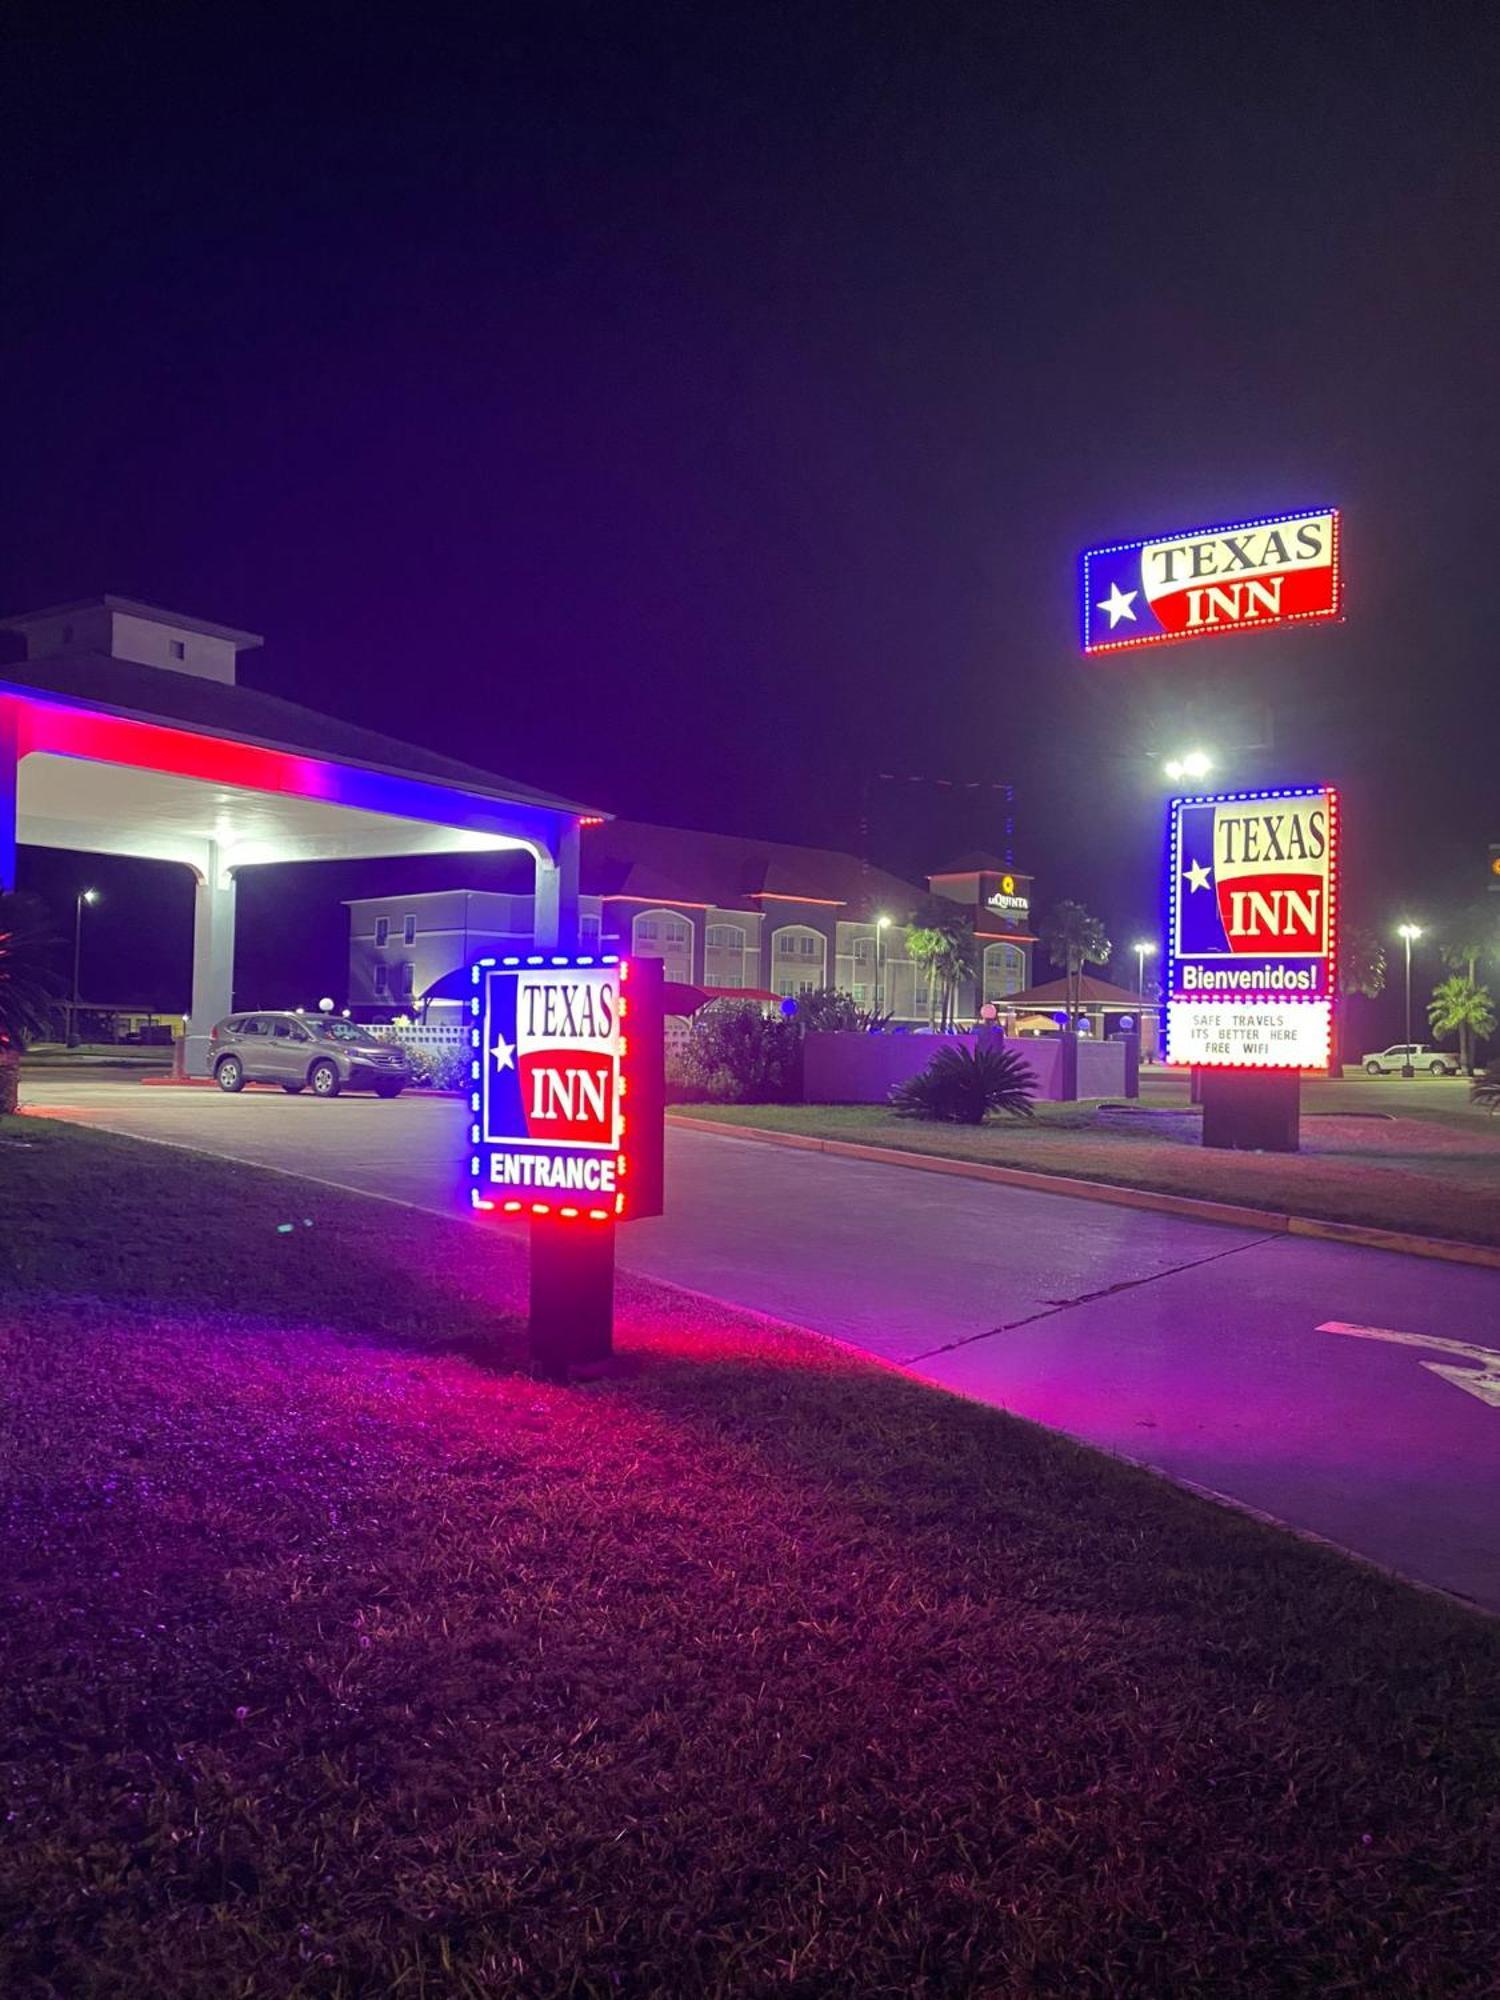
left=1163, top=784, right=1339, bottom=1152
left=466, top=952, right=665, bottom=1378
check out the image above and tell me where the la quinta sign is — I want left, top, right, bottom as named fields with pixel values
left=1082, top=507, right=1341, bottom=655
left=1165, top=785, right=1339, bottom=1069
left=468, top=954, right=664, bottom=1222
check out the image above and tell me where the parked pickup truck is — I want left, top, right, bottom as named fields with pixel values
left=1359, top=1043, right=1462, bottom=1075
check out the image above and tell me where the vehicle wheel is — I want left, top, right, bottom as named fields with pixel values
left=308, top=1059, right=341, bottom=1098
left=281, top=1084, right=304, bottom=1095
left=1430, top=1060, right=1448, bottom=1075
left=1364, top=1060, right=1382, bottom=1075
left=373, top=1081, right=404, bottom=1099
left=214, top=1056, right=244, bottom=1093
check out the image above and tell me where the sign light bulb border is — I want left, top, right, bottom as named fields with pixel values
left=1080, top=505, right=1342, bottom=657
left=465, top=952, right=664, bottom=1225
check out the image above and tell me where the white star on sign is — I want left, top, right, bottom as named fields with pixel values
left=1184, top=859, right=1212, bottom=892
left=1097, top=582, right=1138, bottom=628
left=491, top=1034, right=516, bottom=1070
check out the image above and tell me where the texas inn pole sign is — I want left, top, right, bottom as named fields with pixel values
left=1081, top=506, right=1341, bottom=655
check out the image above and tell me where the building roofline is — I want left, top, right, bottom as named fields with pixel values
left=0, top=596, right=265, bottom=649
left=0, top=663, right=608, bottom=821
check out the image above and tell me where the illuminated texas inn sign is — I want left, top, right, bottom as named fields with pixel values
left=1165, top=785, right=1339, bottom=1071
left=469, top=952, right=664, bottom=1224
left=1081, top=507, right=1341, bottom=656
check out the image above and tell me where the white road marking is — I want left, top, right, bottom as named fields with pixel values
left=1318, top=1320, right=1500, bottom=1409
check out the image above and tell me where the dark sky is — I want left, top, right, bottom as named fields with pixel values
left=3, top=3, right=1496, bottom=1008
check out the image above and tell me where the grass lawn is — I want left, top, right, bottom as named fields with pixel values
left=4, top=1115, right=1500, bottom=1997
left=672, top=1098, right=1500, bottom=1247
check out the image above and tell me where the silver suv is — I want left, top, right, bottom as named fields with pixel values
left=209, top=1013, right=412, bottom=1098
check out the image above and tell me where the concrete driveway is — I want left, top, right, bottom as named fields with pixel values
left=20, top=1071, right=1500, bottom=1613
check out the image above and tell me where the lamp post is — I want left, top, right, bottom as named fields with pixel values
left=1132, top=938, right=1157, bottom=995
left=875, top=914, right=891, bottom=1012
left=1396, top=923, right=1422, bottom=1078
left=69, top=888, right=100, bottom=1048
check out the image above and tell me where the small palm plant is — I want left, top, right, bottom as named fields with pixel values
left=0, top=892, right=62, bottom=1113
left=890, top=1042, right=1035, bottom=1124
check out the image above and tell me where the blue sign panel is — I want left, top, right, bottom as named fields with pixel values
left=1082, top=507, right=1340, bottom=655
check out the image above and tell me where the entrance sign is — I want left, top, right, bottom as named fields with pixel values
left=1081, top=507, right=1341, bottom=655
left=468, top=953, right=664, bottom=1222
left=1165, top=785, right=1339, bottom=1069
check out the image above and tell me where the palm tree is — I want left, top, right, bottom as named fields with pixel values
left=1339, top=924, right=1387, bottom=1000
left=1336, top=923, right=1387, bottom=1072
left=905, top=902, right=979, bottom=1031
left=1440, top=904, right=1500, bottom=986
left=1427, top=975, right=1496, bottom=1076
left=1040, top=901, right=1110, bottom=1033
left=0, top=892, right=63, bottom=1113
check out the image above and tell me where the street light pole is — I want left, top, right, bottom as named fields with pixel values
left=1397, top=923, right=1422, bottom=1078
left=70, top=888, right=99, bottom=1049
left=1132, top=939, right=1156, bottom=995
left=875, top=914, right=891, bottom=1013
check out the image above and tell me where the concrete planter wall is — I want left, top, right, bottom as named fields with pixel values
left=802, top=1030, right=1127, bottom=1104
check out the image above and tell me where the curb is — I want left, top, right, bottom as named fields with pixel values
left=136, top=1077, right=468, bottom=1098
left=668, top=1114, right=1500, bottom=1272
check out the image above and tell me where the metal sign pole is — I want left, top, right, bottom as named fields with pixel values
left=529, top=1219, right=617, bottom=1380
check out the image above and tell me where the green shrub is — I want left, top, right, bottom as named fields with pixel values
left=890, top=1042, right=1035, bottom=1124
left=674, top=1001, right=802, bottom=1103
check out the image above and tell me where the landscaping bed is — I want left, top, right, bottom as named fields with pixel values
left=3, top=1115, right=1499, bottom=1996
left=672, top=1101, right=1500, bottom=1249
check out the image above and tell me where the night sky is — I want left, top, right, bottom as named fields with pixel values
left=3, top=4, right=1496, bottom=1015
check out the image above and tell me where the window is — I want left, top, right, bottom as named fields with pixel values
left=170, top=639, right=186, bottom=661
left=631, top=909, right=693, bottom=981
left=402, top=914, right=416, bottom=945
left=706, top=922, right=748, bottom=989
left=374, top=917, right=390, bottom=947
left=580, top=913, right=601, bottom=948
left=983, top=943, right=1025, bottom=1003
left=770, top=926, right=825, bottom=995
left=399, top=962, right=416, bottom=999
left=274, top=1020, right=309, bottom=1042
left=373, top=962, right=389, bottom=997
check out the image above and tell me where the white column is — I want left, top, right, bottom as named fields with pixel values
left=532, top=821, right=581, bottom=951
left=184, top=850, right=236, bottom=1076
left=0, top=702, right=18, bottom=892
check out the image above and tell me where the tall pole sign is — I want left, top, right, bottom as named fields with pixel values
left=467, top=952, right=665, bottom=1377
left=1163, top=786, right=1339, bottom=1148
left=1081, top=507, right=1341, bottom=655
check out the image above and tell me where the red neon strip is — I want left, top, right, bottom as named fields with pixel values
left=749, top=893, right=846, bottom=906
